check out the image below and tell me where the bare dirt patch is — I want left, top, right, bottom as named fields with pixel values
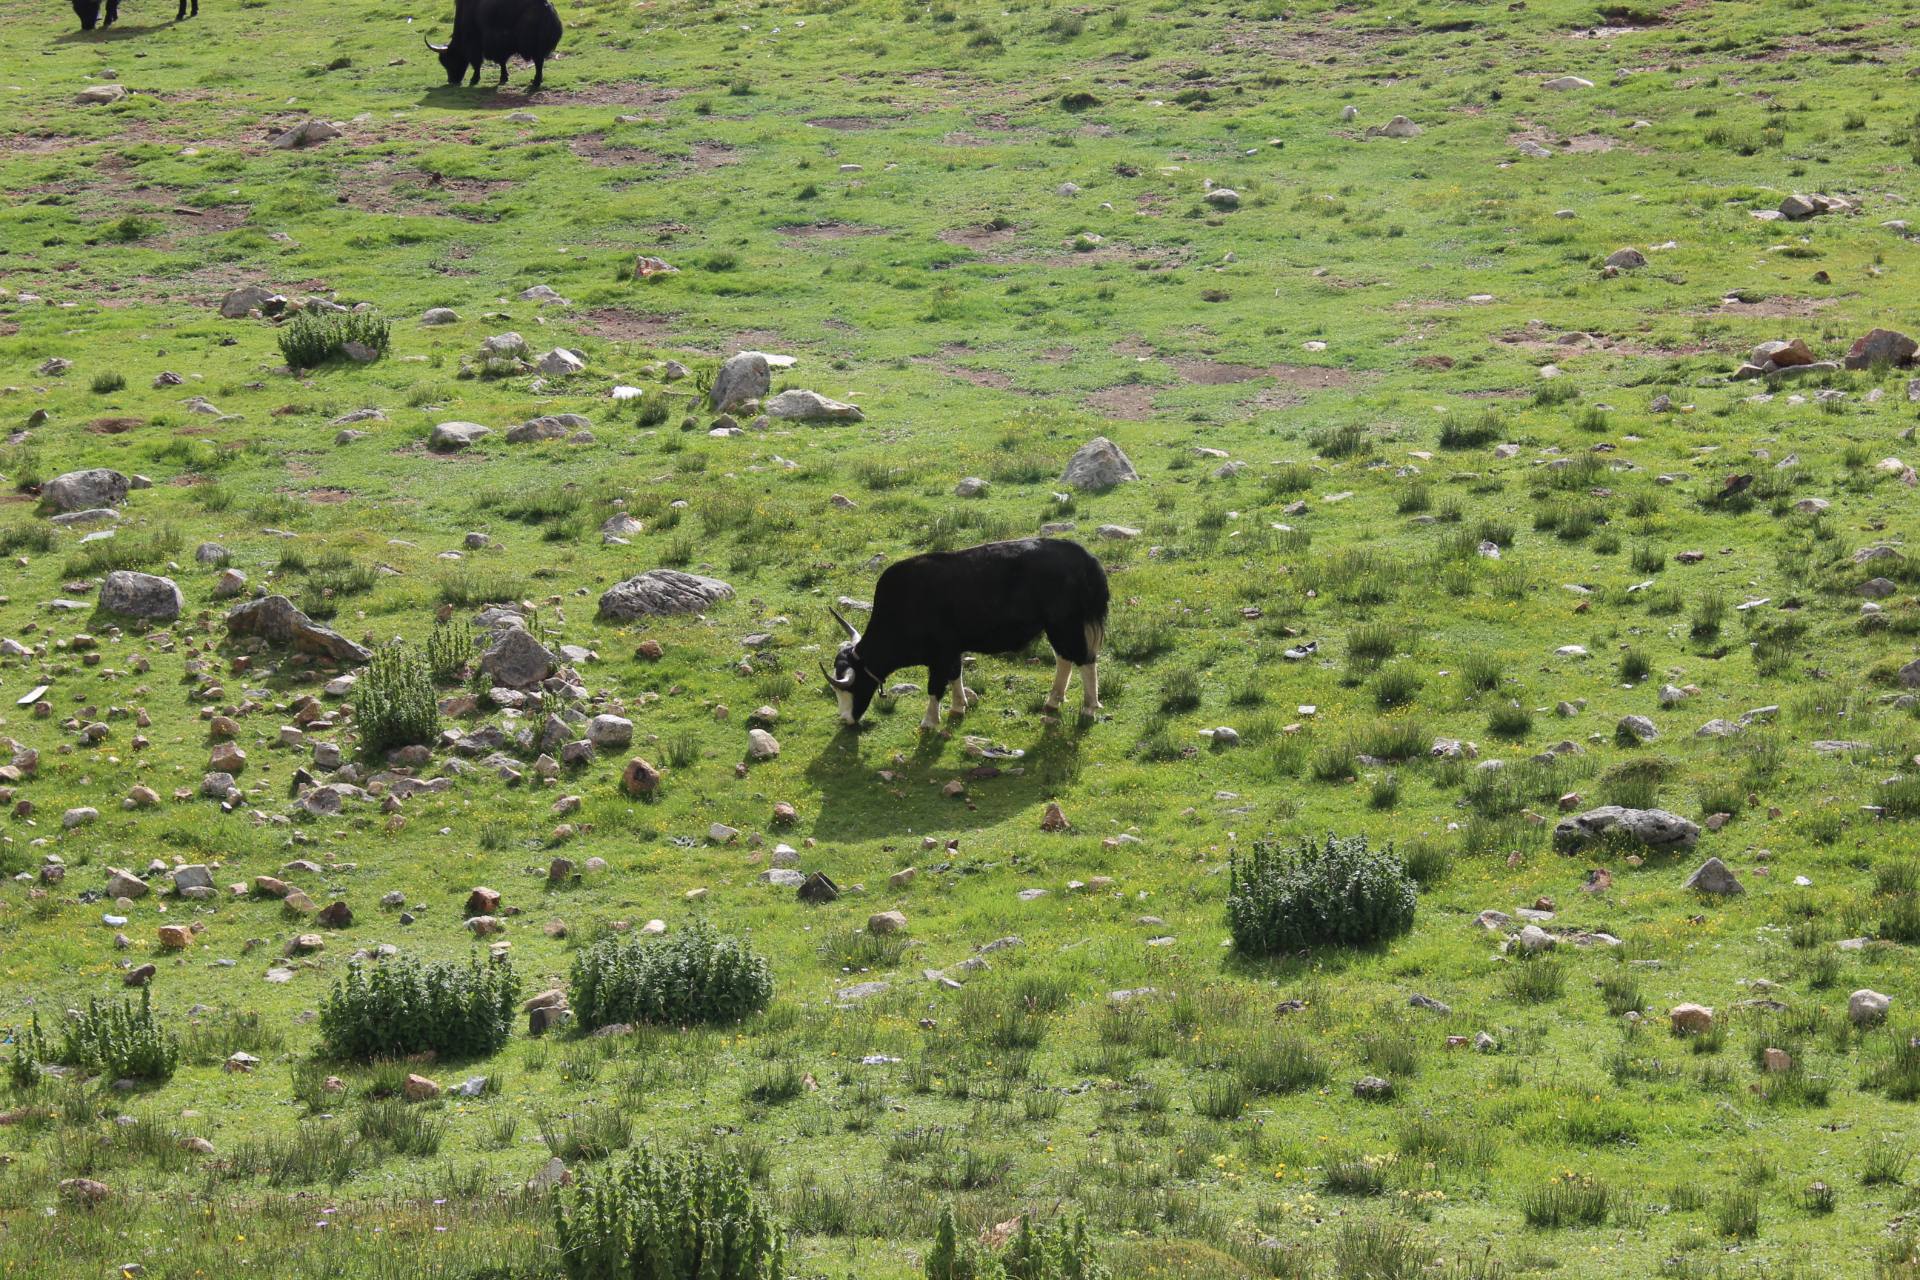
left=941, top=223, right=1019, bottom=251
left=1173, top=360, right=1269, bottom=385
left=576, top=308, right=680, bottom=344
left=568, top=134, right=671, bottom=167
left=303, top=488, right=353, bottom=503
left=476, top=82, right=684, bottom=109
left=806, top=116, right=902, bottom=131
left=1085, top=384, right=1157, bottom=419
left=778, top=222, right=885, bottom=240
left=336, top=163, right=515, bottom=221
left=87, top=417, right=145, bottom=435
left=1704, top=295, right=1840, bottom=319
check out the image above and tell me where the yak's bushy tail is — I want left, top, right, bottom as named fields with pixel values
left=1081, top=567, right=1110, bottom=660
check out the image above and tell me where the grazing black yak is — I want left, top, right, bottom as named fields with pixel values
left=820, top=538, right=1110, bottom=729
left=74, top=0, right=198, bottom=29
left=426, top=0, right=563, bottom=94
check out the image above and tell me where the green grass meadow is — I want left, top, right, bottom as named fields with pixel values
left=5, top=0, right=1920, bottom=1275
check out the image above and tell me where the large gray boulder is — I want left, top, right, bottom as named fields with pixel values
left=1552, top=805, right=1700, bottom=852
left=41, top=468, right=129, bottom=514
left=479, top=628, right=555, bottom=689
left=1062, top=437, right=1138, bottom=491
left=218, top=286, right=285, bottom=319
left=505, top=413, right=591, bottom=443
left=710, top=353, right=770, bottom=412
left=599, top=569, right=735, bottom=620
left=429, top=422, right=490, bottom=452
left=765, top=389, right=863, bottom=422
left=98, top=571, right=183, bottom=622
left=225, top=595, right=373, bottom=664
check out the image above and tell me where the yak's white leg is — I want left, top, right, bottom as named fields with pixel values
left=948, top=677, right=975, bottom=718
left=920, top=695, right=943, bottom=732
left=1078, top=662, right=1100, bottom=715
left=1044, top=657, right=1073, bottom=711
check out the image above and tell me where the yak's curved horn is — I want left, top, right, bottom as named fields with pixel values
left=827, top=607, right=860, bottom=646
left=424, top=35, right=449, bottom=51
left=818, top=662, right=856, bottom=691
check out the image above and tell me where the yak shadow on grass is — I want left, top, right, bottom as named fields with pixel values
left=801, top=713, right=1090, bottom=844
left=414, top=83, right=543, bottom=110
left=53, top=23, right=174, bottom=44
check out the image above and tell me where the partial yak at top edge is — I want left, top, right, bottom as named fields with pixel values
left=820, top=538, right=1110, bottom=731
left=426, top=0, right=563, bottom=95
left=73, top=0, right=198, bottom=31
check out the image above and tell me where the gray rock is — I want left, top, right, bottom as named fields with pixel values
left=535, top=349, right=586, bottom=377
left=225, top=595, right=373, bottom=664
left=420, top=307, right=460, bottom=326
left=479, top=628, right=555, bottom=689
left=1683, top=857, right=1743, bottom=895
left=1553, top=806, right=1700, bottom=852
left=1617, top=715, right=1658, bottom=743
left=586, top=715, right=632, bottom=748
left=1850, top=989, right=1891, bottom=1025
left=765, top=389, right=863, bottom=422
left=710, top=352, right=771, bottom=412
left=429, top=422, right=490, bottom=452
left=1604, top=247, right=1647, bottom=270
left=40, top=468, right=129, bottom=514
left=1061, top=436, right=1139, bottom=491
left=218, top=286, right=285, bottom=319
left=598, top=569, right=734, bottom=620
left=506, top=413, right=591, bottom=444
left=98, top=571, right=183, bottom=621
left=271, top=120, right=343, bottom=150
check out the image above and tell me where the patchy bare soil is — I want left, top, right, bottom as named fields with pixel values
left=575, top=308, right=681, bottom=344
left=1084, top=384, right=1158, bottom=419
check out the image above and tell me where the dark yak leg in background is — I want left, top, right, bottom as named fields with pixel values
left=104, top=0, right=119, bottom=27
left=922, top=654, right=962, bottom=732
left=529, top=59, right=544, bottom=93
left=1042, top=620, right=1100, bottom=716
left=497, top=59, right=510, bottom=86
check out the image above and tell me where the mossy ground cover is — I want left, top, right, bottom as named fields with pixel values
left=3, top=0, right=1920, bottom=1275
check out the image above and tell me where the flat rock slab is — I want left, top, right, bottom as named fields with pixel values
left=599, top=569, right=734, bottom=620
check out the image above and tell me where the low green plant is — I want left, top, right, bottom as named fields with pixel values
left=278, top=308, right=392, bottom=369
left=1226, top=834, right=1417, bottom=955
left=925, top=1204, right=1107, bottom=1280
left=553, top=1145, right=785, bottom=1280
left=318, top=955, right=519, bottom=1061
left=53, top=991, right=180, bottom=1082
left=426, top=617, right=476, bottom=683
left=570, top=919, right=774, bottom=1030
left=353, top=640, right=440, bottom=757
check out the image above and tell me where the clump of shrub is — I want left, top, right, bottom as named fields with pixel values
left=278, top=309, right=392, bottom=369
left=90, top=371, right=127, bottom=394
left=925, top=1204, right=1107, bottom=1280
left=353, top=640, right=439, bottom=757
left=318, top=955, right=519, bottom=1061
left=554, top=1145, right=786, bottom=1280
left=1226, top=834, right=1417, bottom=955
left=42, top=991, right=180, bottom=1082
left=425, top=617, right=476, bottom=684
left=570, top=920, right=773, bottom=1031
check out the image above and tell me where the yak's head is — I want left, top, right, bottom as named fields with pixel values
left=423, top=33, right=464, bottom=85
left=73, top=0, right=102, bottom=30
left=819, top=608, right=878, bottom=727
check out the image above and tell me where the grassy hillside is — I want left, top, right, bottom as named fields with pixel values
left=3, top=0, right=1920, bottom=1276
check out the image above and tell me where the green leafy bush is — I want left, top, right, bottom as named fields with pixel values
left=353, top=640, right=439, bottom=757
left=426, top=617, right=476, bottom=683
left=318, top=955, right=519, bottom=1061
left=570, top=920, right=773, bottom=1031
left=54, top=991, right=180, bottom=1082
left=1226, top=834, right=1417, bottom=955
left=926, top=1204, right=1108, bottom=1280
left=553, top=1145, right=785, bottom=1280
left=278, top=309, right=392, bottom=369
